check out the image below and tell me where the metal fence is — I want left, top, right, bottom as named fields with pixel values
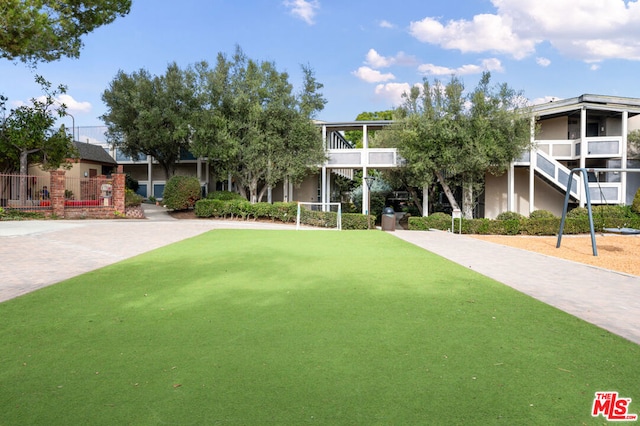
left=0, top=174, right=51, bottom=209
left=0, top=174, right=114, bottom=209
left=64, top=176, right=113, bottom=207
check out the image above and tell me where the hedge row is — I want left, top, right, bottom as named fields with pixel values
left=194, top=199, right=374, bottom=230
left=409, top=212, right=640, bottom=235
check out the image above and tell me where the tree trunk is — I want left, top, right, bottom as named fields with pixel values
left=408, top=187, right=423, bottom=216
left=249, top=176, right=258, bottom=204
left=19, top=150, right=31, bottom=202
left=257, top=184, right=268, bottom=204
left=462, top=178, right=474, bottom=219
left=434, top=170, right=460, bottom=211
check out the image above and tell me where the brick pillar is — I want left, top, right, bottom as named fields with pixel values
left=113, top=165, right=125, bottom=212
left=50, top=170, right=66, bottom=217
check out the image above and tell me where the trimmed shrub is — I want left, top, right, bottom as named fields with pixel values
left=194, top=199, right=225, bottom=217
left=566, top=207, right=588, bottom=218
left=299, top=210, right=338, bottom=228
left=633, top=187, right=640, bottom=214
left=207, top=191, right=244, bottom=201
left=125, top=188, right=144, bottom=207
left=271, top=202, right=297, bottom=223
left=342, top=213, right=371, bottom=230
left=529, top=209, right=556, bottom=219
left=495, top=211, right=526, bottom=221
left=163, top=176, right=201, bottom=211
left=408, top=212, right=451, bottom=231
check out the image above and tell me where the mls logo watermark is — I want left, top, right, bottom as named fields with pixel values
left=592, top=392, right=638, bottom=421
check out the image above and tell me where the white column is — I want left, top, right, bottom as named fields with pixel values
left=622, top=110, right=629, bottom=204
left=507, top=162, right=517, bottom=213
left=322, top=125, right=327, bottom=149
left=321, top=166, right=327, bottom=210
left=579, top=107, right=587, bottom=207
left=323, top=168, right=331, bottom=211
left=147, top=155, right=153, bottom=198
left=422, top=184, right=429, bottom=216
left=283, top=177, right=289, bottom=202
left=528, top=116, right=536, bottom=214
left=363, top=125, right=369, bottom=149
left=362, top=166, right=368, bottom=215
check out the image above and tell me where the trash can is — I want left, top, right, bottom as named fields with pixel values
left=381, top=206, right=395, bottom=231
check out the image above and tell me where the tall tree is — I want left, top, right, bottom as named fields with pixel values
left=380, top=73, right=531, bottom=218
left=1, top=0, right=131, bottom=63
left=345, top=110, right=395, bottom=148
left=190, top=47, right=326, bottom=203
left=101, top=62, right=196, bottom=179
left=0, top=76, right=76, bottom=200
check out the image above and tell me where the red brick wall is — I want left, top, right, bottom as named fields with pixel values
left=47, top=167, right=126, bottom=219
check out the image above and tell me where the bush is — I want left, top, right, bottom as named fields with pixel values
left=633, top=187, right=640, bottom=214
left=495, top=211, right=526, bottom=221
left=125, top=188, right=144, bottom=207
left=342, top=213, right=371, bottom=230
left=162, top=176, right=201, bottom=211
left=408, top=212, right=451, bottom=231
left=194, top=199, right=225, bottom=217
left=125, top=174, right=139, bottom=192
left=566, top=207, right=587, bottom=218
left=529, top=210, right=556, bottom=219
left=207, top=191, right=244, bottom=201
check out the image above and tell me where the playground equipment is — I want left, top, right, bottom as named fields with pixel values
left=557, top=168, right=640, bottom=256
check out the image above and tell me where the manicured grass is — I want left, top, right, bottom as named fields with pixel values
left=1, top=230, right=638, bottom=425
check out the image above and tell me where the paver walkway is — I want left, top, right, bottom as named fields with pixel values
left=1, top=206, right=638, bottom=345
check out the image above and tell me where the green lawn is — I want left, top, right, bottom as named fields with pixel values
left=1, top=230, right=638, bottom=425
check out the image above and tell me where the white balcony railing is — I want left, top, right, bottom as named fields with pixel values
left=588, top=182, right=622, bottom=204
left=326, top=148, right=401, bottom=168
left=535, top=136, right=623, bottom=160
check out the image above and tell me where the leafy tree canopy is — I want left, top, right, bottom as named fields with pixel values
left=102, top=62, right=198, bottom=179
left=345, top=110, right=395, bottom=148
left=0, top=0, right=131, bottom=63
left=378, top=72, right=531, bottom=218
left=0, top=76, right=76, bottom=200
left=190, top=47, right=327, bottom=203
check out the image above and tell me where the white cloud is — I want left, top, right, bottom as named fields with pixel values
left=531, top=96, right=562, bottom=105
left=374, top=82, right=412, bottom=106
left=409, top=0, right=640, bottom=63
left=364, top=49, right=418, bottom=68
left=11, top=94, right=92, bottom=115
left=536, top=57, right=551, bottom=67
left=409, top=14, right=536, bottom=59
left=283, top=0, right=319, bottom=25
left=352, top=66, right=395, bottom=83
left=418, top=58, right=504, bottom=76
left=379, top=20, right=395, bottom=29
left=56, top=94, right=92, bottom=114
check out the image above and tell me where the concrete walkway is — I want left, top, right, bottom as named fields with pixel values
left=1, top=205, right=639, bottom=345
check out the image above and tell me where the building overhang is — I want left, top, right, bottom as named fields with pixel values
left=532, top=94, right=640, bottom=120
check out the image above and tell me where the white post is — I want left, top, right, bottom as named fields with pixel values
left=507, top=162, right=515, bottom=212
left=422, top=184, right=429, bottom=217
left=528, top=116, right=536, bottom=214
left=283, top=177, right=289, bottom=202
left=622, top=110, right=629, bottom=204
left=321, top=166, right=327, bottom=211
left=579, top=107, right=587, bottom=207
left=362, top=167, right=368, bottom=215
left=147, top=155, right=153, bottom=198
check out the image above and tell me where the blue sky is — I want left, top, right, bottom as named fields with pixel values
left=3, top=0, right=640, bottom=136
